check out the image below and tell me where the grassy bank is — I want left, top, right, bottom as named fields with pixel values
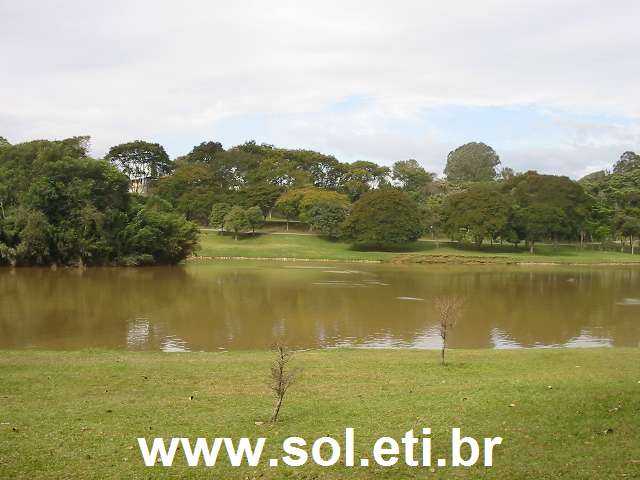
left=2, top=348, right=639, bottom=479
left=196, top=230, right=640, bottom=264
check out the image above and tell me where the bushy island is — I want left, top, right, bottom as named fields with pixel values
left=0, top=137, right=198, bottom=266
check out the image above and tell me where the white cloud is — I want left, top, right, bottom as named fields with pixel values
left=1, top=0, right=639, bottom=176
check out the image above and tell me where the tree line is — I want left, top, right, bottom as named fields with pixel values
left=144, top=137, right=638, bottom=252
left=1, top=134, right=639, bottom=265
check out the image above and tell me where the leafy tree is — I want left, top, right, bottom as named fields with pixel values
left=299, top=189, right=349, bottom=238
left=105, top=140, right=173, bottom=179
left=184, top=141, right=224, bottom=165
left=504, top=171, right=591, bottom=252
left=342, top=188, right=423, bottom=249
left=341, top=161, right=390, bottom=201
left=511, top=204, right=566, bottom=253
left=442, top=184, right=511, bottom=245
left=209, top=202, right=232, bottom=233
left=444, top=142, right=501, bottom=182
left=392, top=159, right=434, bottom=201
left=155, top=162, right=216, bottom=223
left=614, top=212, right=640, bottom=254
left=14, top=209, right=51, bottom=265
left=613, top=151, right=640, bottom=174
left=0, top=136, right=10, bottom=148
left=242, top=182, right=283, bottom=218
left=275, top=188, right=309, bottom=230
left=224, top=206, right=250, bottom=240
left=123, top=198, right=199, bottom=264
left=420, top=194, right=445, bottom=239
left=246, top=206, right=264, bottom=234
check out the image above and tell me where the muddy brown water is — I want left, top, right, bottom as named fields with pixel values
left=1, top=261, right=638, bottom=351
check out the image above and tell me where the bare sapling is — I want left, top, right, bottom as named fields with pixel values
left=434, top=296, right=465, bottom=365
left=270, top=344, right=299, bottom=423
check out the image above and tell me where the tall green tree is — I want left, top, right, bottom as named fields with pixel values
left=342, top=188, right=423, bottom=249
left=341, top=161, right=390, bottom=201
left=209, top=202, right=232, bottom=233
left=444, top=142, right=501, bottom=182
left=224, top=206, right=250, bottom=240
left=184, top=141, right=224, bottom=165
left=505, top=171, right=591, bottom=252
left=613, top=151, right=640, bottom=174
left=275, top=188, right=312, bottom=230
left=105, top=140, right=173, bottom=179
left=298, top=189, right=349, bottom=238
left=246, top=206, right=264, bottom=234
left=442, top=184, right=511, bottom=245
left=392, top=159, right=435, bottom=201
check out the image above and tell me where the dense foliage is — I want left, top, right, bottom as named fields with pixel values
left=444, top=142, right=501, bottom=182
left=0, top=138, right=198, bottom=266
left=3, top=133, right=639, bottom=257
left=342, top=189, right=423, bottom=248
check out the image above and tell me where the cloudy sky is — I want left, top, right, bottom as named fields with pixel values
left=1, top=0, right=639, bottom=178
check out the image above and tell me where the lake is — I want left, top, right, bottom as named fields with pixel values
left=0, top=261, right=638, bottom=351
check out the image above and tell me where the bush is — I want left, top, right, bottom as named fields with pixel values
left=123, top=202, right=199, bottom=264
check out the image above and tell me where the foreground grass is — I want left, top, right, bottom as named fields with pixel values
left=1, top=349, right=639, bottom=479
left=197, top=230, right=640, bottom=264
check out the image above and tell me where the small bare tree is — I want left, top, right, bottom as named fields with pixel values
left=270, top=344, right=299, bottom=423
left=434, top=296, right=465, bottom=365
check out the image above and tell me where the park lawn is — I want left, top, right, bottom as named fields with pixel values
left=196, top=230, right=640, bottom=264
left=1, top=348, right=639, bottom=479
left=196, top=230, right=399, bottom=261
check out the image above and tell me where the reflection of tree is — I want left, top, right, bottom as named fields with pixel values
left=0, top=265, right=638, bottom=351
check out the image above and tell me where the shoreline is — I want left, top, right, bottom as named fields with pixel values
left=187, top=254, right=640, bottom=266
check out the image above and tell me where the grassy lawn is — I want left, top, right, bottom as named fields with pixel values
left=1, top=349, right=639, bottom=479
left=196, top=230, right=640, bottom=264
left=197, top=230, right=396, bottom=261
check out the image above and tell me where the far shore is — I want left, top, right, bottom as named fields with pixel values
left=192, top=230, right=640, bottom=266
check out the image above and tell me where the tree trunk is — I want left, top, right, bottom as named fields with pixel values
left=530, top=241, right=534, bottom=254
left=234, top=230, right=238, bottom=241
left=286, top=220, right=289, bottom=232
left=271, top=395, right=283, bottom=423
left=632, top=235, right=635, bottom=255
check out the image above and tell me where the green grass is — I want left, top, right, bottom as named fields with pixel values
left=196, top=230, right=640, bottom=264
left=2, top=349, right=639, bottom=479
left=197, top=231, right=395, bottom=261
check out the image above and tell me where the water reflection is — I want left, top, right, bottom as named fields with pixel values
left=0, top=262, right=638, bottom=351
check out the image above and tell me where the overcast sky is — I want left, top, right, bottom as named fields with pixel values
left=1, top=0, right=639, bottom=178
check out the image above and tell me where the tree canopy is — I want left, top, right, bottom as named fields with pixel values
left=342, top=188, right=423, bottom=249
left=106, top=140, right=173, bottom=179
left=0, top=138, right=197, bottom=266
left=442, top=184, right=510, bottom=245
left=444, top=142, right=501, bottom=182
